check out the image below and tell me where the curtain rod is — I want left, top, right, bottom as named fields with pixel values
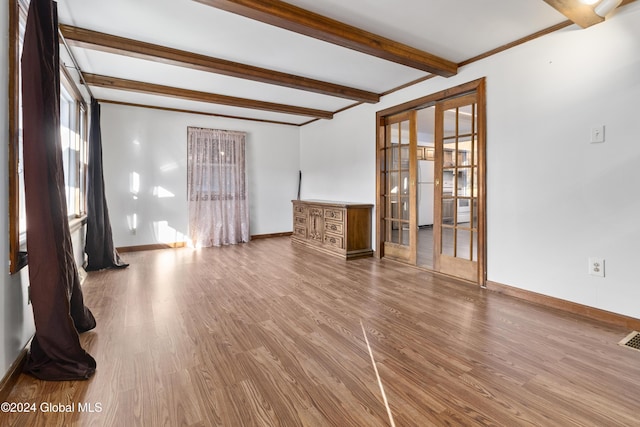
left=58, top=29, right=94, bottom=100
left=187, top=126, right=247, bottom=134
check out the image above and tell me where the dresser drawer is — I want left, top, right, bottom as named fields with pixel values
left=294, top=227, right=307, bottom=238
left=294, top=205, right=307, bottom=215
left=324, top=221, right=343, bottom=235
left=294, top=216, right=307, bottom=227
left=324, top=208, right=343, bottom=222
left=323, top=234, right=343, bottom=249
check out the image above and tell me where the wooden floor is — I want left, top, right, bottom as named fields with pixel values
left=3, top=237, right=640, bottom=426
left=417, top=225, right=434, bottom=269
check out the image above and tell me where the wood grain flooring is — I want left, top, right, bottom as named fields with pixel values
left=2, top=237, right=640, bottom=426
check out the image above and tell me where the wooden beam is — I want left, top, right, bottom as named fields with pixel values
left=59, top=24, right=379, bottom=103
left=83, top=73, right=334, bottom=119
left=542, top=0, right=604, bottom=28
left=193, top=0, right=458, bottom=76
left=96, top=99, right=302, bottom=126
left=458, top=21, right=574, bottom=68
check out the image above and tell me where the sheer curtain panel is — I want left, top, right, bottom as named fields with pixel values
left=187, top=127, right=249, bottom=247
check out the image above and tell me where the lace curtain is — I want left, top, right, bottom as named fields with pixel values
left=187, top=127, right=249, bottom=247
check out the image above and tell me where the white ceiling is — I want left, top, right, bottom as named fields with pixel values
left=56, top=0, right=568, bottom=126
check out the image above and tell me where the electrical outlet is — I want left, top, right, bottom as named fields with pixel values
left=588, top=257, right=605, bottom=277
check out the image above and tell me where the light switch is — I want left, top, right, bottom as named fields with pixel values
left=590, top=125, right=605, bottom=143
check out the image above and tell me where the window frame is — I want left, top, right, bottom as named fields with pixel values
left=9, top=0, right=28, bottom=273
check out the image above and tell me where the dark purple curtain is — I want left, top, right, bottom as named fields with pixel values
left=21, top=0, right=96, bottom=380
left=85, top=99, right=129, bottom=271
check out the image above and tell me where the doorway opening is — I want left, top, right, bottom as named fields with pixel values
left=376, top=79, right=486, bottom=285
left=416, top=106, right=436, bottom=270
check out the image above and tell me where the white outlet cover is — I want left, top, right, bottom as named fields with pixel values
left=588, top=257, right=605, bottom=277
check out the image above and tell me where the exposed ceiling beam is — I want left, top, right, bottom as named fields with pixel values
left=83, top=73, right=334, bottom=119
left=97, top=99, right=301, bottom=126
left=60, top=24, right=379, bottom=104
left=193, top=0, right=458, bottom=77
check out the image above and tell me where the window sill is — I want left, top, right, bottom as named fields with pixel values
left=69, top=215, right=88, bottom=234
left=12, top=215, right=87, bottom=274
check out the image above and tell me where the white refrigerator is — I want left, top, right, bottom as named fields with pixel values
left=418, top=159, right=434, bottom=226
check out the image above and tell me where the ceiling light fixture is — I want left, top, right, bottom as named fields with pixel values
left=594, top=0, right=623, bottom=17
left=578, top=0, right=623, bottom=17
left=545, top=0, right=622, bottom=27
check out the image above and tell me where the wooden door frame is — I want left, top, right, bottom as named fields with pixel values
left=375, top=78, right=486, bottom=285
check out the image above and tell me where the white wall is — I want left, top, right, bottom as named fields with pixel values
left=301, top=4, right=640, bottom=319
left=100, top=104, right=300, bottom=247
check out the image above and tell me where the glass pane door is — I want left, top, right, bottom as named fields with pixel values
left=434, top=93, right=479, bottom=281
left=382, top=111, right=417, bottom=263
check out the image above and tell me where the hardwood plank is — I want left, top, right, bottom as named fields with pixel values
left=83, top=73, right=334, bottom=119
left=3, top=237, right=640, bottom=425
left=193, top=0, right=457, bottom=76
left=59, top=24, right=379, bottom=104
left=0, top=348, right=27, bottom=403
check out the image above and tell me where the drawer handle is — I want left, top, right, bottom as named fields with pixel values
left=330, top=225, right=337, bottom=230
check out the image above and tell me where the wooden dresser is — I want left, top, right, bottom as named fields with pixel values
left=291, top=200, right=373, bottom=260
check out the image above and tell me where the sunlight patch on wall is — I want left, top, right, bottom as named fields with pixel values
left=153, top=186, right=175, bottom=199
left=160, top=162, right=178, bottom=172
left=153, top=220, right=187, bottom=244
left=130, top=171, right=140, bottom=197
left=127, top=213, right=138, bottom=235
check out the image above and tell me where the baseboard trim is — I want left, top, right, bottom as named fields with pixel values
left=486, top=280, right=640, bottom=330
left=117, top=242, right=187, bottom=253
left=117, top=233, right=293, bottom=252
left=251, top=232, right=293, bottom=240
left=0, top=347, right=28, bottom=402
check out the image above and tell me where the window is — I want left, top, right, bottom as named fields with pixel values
left=60, top=70, right=89, bottom=218
left=187, top=127, right=249, bottom=247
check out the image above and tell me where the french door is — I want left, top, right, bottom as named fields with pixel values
left=377, top=79, right=485, bottom=285
left=380, top=111, right=417, bottom=264
left=433, top=93, right=482, bottom=282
